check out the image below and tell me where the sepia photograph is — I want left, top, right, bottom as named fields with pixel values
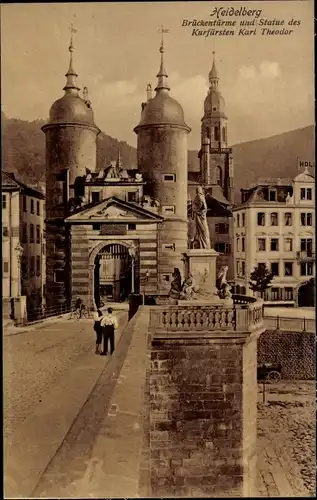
left=1, top=1, right=315, bottom=498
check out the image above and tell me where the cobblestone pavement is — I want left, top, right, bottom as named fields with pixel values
left=256, top=380, right=315, bottom=497
left=3, top=312, right=128, bottom=498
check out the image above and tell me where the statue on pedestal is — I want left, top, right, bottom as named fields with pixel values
left=191, top=186, right=211, bottom=250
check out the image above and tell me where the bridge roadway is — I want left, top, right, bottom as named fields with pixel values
left=4, top=311, right=142, bottom=498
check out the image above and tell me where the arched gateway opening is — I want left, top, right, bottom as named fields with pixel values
left=94, top=243, right=139, bottom=306
left=298, top=278, right=315, bottom=307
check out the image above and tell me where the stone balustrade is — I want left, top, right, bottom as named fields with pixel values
left=149, top=298, right=264, bottom=335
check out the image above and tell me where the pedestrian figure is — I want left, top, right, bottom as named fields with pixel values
left=93, top=307, right=103, bottom=354
left=100, top=307, right=119, bottom=356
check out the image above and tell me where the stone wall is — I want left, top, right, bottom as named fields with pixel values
left=149, top=333, right=260, bottom=497
left=258, top=330, right=315, bottom=380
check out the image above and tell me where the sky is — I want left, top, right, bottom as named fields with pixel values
left=1, top=1, right=314, bottom=150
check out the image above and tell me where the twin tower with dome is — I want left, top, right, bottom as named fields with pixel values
left=42, top=32, right=234, bottom=309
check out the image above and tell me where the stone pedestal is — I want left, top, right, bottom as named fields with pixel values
left=149, top=305, right=265, bottom=498
left=180, top=248, right=226, bottom=304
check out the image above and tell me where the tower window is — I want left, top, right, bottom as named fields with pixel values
left=222, top=127, right=226, bottom=142
left=128, top=191, right=137, bottom=202
left=214, top=126, right=220, bottom=141
left=2, top=194, right=7, bottom=209
left=3, top=226, right=8, bottom=237
left=216, top=166, right=222, bottom=186
left=91, top=191, right=100, bottom=203
left=163, top=174, right=176, bottom=182
left=162, top=205, right=175, bottom=215
left=163, top=243, right=175, bottom=251
left=3, top=261, right=9, bottom=273
left=206, top=127, right=211, bottom=139
left=54, top=270, right=64, bottom=283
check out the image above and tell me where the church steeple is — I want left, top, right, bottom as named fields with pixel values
left=63, top=26, right=80, bottom=94
left=155, top=26, right=170, bottom=92
left=209, top=51, right=219, bottom=89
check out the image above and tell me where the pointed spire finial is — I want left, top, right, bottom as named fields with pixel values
left=155, top=25, right=170, bottom=92
left=116, top=148, right=122, bottom=171
left=209, top=50, right=219, bottom=88
left=64, top=23, right=80, bottom=93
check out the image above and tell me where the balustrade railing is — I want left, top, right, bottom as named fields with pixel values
left=150, top=300, right=264, bottom=334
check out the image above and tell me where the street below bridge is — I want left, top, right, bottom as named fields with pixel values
left=4, top=312, right=130, bottom=498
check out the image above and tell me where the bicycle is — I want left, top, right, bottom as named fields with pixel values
left=69, top=304, right=89, bottom=320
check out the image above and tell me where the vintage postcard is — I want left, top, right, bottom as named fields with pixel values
left=2, top=1, right=315, bottom=498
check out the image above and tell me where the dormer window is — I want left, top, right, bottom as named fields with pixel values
left=269, top=189, right=276, bottom=201
left=91, top=191, right=100, bottom=203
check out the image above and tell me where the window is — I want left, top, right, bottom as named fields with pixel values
left=92, top=223, right=101, bottom=231
left=300, top=238, right=313, bottom=255
left=215, top=243, right=231, bottom=255
left=215, top=223, right=229, bottom=234
left=162, top=205, right=175, bottom=215
left=36, top=225, right=40, bottom=244
left=21, top=257, right=28, bottom=279
left=92, top=191, right=100, bottom=203
left=271, top=287, right=280, bottom=301
left=36, top=201, right=40, bottom=215
left=300, top=262, right=313, bottom=276
left=128, top=223, right=136, bottom=230
left=300, top=213, right=312, bottom=226
left=30, top=199, right=34, bottom=214
left=301, top=188, right=312, bottom=200
left=241, top=261, right=245, bottom=276
left=30, top=224, right=34, bottom=243
left=163, top=174, right=176, bottom=182
left=2, top=194, right=6, bottom=209
left=127, top=191, right=137, bottom=202
left=270, top=238, right=279, bottom=251
left=257, top=213, right=265, bottom=226
left=216, top=166, right=222, bottom=186
left=284, top=287, right=294, bottom=301
left=284, top=212, right=292, bottom=226
left=36, top=256, right=41, bottom=276
left=258, top=262, right=266, bottom=270
left=284, top=262, right=293, bottom=276
left=23, top=195, right=27, bottom=212
left=284, top=238, right=293, bottom=252
left=162, top=274, right=170, bottom=282
left=22, top=223, right=27, bottom=243
left=236, top=260, right=240, bottom=275
left=3, top=261, right=9, bottom=273
left=236, top=238, right=240, bottom=252
left=222, top=127, right=226, bottom=142
left=214, top=126, right=219, bottom=141
left=242, top=213, right=245, bottom=226
left=30, top=256, right=35, bottom=277
left=54, top=270, right=64, bottom=283
left=257, top=238, right=266, bottom=251
left=271, top=262, right=279, bottom=276
left=237, top=214, right=240, bottom=228
left=242, top=237, right=245, bottom=252
left=269, top=190, right=276, bottom=201
left=270, top=213, right=278, bottom=226
left=3, top=226, right=8, bottom=237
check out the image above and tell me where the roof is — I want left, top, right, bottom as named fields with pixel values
left=2, top=172, right=45, bottom=199
left=65, top=195, right=164, bottom=223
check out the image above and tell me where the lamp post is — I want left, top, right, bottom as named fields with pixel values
left=128, top=243, right=137, bottom=294
left=14, top=242, right=24, bottom=297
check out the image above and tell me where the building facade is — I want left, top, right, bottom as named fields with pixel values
left=42, top=35, right=192, bottom=309
left=2, top=172, right=45, bottom=320
left=233, top=168, right=315, bottom=305
left=188, top=53, right=234, bottom=278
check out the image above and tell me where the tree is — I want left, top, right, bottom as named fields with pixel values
left=249, top=264, right=274, bottom=296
